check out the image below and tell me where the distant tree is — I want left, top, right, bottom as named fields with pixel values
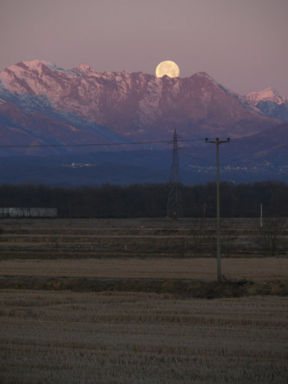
left=0, top=181, right=287, bottom=218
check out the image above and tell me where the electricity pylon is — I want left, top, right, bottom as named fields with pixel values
left=205, top=137, right=230, bottom=282
left=167, top=130, right=183, bottom=219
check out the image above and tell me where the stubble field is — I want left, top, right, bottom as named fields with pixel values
left=0, top=291, right=287, bottom=384
left=0, top=218, right=287, bottom=383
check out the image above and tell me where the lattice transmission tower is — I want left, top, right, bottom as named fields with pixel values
left=167, top=129, right=183, bottom=218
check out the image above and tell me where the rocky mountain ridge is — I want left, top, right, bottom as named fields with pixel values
left=0, top=60, right=281, bottom=146
left=245, top=87, right=288, bottom=123
left=0, top=60, right=287, bottom=184
left=246, top=87, right=287, bottom=106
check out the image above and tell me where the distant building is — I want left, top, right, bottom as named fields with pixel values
left=0, top=207, right=58, bottom=218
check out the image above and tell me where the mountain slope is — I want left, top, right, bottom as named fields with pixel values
left=0, top=97, right=126, bottom=155
left=245, top=88, right=288, bottom=122
left=0, top=60, right=280, bottom=144
left=228, top=123, right=288, bottom=163
left=0, top=60, right=286, bottom=184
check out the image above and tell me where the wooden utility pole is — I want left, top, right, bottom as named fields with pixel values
left=205, top=137, right=230, bottom=282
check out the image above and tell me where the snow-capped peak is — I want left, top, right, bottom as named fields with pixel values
left=77, top=64, right=94, bottom=72
left=246, top=87, right=287, bottom=106
left=1, top=60, right=52, bottom=78
left=22, top=59, right=52, bottom=68
left=3, top=60, right=79, bottom=78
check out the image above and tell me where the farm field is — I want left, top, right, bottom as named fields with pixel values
left=0, top=217, right=288, bottom=294
left=1, top=257, right=288, bottom=281
left=0, top=218, right=287, bottom=383
left=0, top=217, right=287, bottom=259
left=0, top=290, right=287, bottom=384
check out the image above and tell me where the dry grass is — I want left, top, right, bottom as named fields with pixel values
left=0, top=217, right=287, bottom=259
left=1, top=257, right=288, bottom=281
left=0, top=219, right=287, bottom=382
left=0, top=290, right=287, bottom=384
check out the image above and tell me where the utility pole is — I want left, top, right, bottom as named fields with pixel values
left=260, top=203, right=263, bottom=228
left=205, top=137, right=230, bottom=282
left=167, top=129, right=183, bottom=219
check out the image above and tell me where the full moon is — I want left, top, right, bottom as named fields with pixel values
left=155, top=60, right=180, bottom=78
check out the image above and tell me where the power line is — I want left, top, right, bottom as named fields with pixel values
left=0, top=138, right=204, bottom=149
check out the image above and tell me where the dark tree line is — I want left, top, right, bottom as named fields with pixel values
left=0, top=181, right=287, bottom=218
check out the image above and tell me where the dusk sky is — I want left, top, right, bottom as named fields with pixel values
left=1, top=0, right=287, bottom=97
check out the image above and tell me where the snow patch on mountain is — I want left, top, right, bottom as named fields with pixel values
left=246, top=87, right=287, bottom=106
left=22, top=59, right=52, bottom=68
left=0, top=83, right=55, bottom=113
left=0, top=82, right=128, bottom=144
left=2, top=60, right=51, bottom=79
left=48, top=64, right=80, bottom=77
left=139, top=78, right=163, bottom=125
left=76, top=64, right=94, bottom=73
left=244, top=88, right=288, bottom=122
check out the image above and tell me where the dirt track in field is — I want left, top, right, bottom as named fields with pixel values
left=1, top=257, right=288, bottom=281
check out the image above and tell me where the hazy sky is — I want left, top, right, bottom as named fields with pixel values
left=1, top=0, right=287, bottom=96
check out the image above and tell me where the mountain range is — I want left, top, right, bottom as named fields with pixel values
left=0, top=59, right=287, bottom=185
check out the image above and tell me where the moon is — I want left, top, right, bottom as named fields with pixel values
left=155, top=60, right=180, bottom=78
